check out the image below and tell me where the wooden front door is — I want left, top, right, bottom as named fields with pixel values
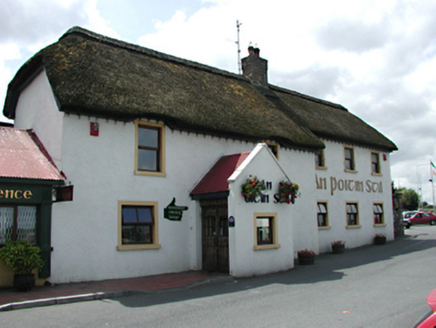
left=201, top=199, right=229, bottom=273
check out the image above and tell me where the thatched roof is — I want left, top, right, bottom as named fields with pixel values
left=3, top=27, right=397, bottom=152
left=271, top=86, right=397, bottom=151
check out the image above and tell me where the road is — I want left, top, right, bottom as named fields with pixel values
left=1, top=226, right=436, bottom=327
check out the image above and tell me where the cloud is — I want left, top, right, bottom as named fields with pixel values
left=0, top=0, right=89, bottom=45
left=316, top=18, right=390, bottom=53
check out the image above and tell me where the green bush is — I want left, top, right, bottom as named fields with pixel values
left=0, top=240, right=44, bottom=274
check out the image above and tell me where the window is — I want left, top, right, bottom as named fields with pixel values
left=315, top=150, right=325, bottom=168
left=346, top=202, right=360, bottom=227
left=0, top=205, right=37, bottom=245
left=257, top=217, right=273, bottom=245
left=135, top=121, right=166, bottom=176
left=118, top=201, right=160, bottom=250
left=371, top=152, right=381, bottom=174
left=373, top=203, right=384, bottom=225
left=344, top=146, right=355, bottom=171
left=253, top=213, right=279, bottom=250
left=317, top=202, right=329, bottom=228
left=265, top=142, right=279, bottom=159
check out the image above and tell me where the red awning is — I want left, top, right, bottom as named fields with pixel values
left=190, top=152, right=250, bottom=197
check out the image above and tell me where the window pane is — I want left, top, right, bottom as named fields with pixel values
left=122, top=208, right=138, bottom=223
left=136, top=225, right=152, bottom=243
left=138, top=149, right=158, bottom=171
left=0, top=207, right=14, bottom=244
left=257, top=217, right=272, bottom=245
left=256, top=218, right=270, bottom=227
left=122, top=226, right=136, bottom=244
left=137, top=207, right=153, bottom=223
left=17, top=206, right=36, bottom=243
left=345, top=148, right=353, bottom=170
left=374, top=204, right=383, bottom=214
left=317, top=203, right=327, bottom=214
left=138, top=126, right=158, bottom=148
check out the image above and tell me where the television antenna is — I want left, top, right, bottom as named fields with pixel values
left=236, top=20, right=242, bottom=74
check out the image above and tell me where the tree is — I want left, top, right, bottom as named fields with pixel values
left=401, top=188, right=419, bottom=210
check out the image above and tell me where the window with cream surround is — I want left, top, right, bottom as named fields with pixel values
left=315, top=149, right=326, bottom=169
left=317, top=202, right=329, bottom=228
left=371, top=151, right=381, bottom=174
left=373, top=203, right=385, bottom=225
left=135, top=121, right=166, bottom=176
left=265, top=142, right=279, bottom=159
left=253, top=212, right=280, bottom=250
left=117, top=201, right=161, bottom=251
left=346, top=202, right=360, bottom=228
left=344, top=146, right=356, bottom=172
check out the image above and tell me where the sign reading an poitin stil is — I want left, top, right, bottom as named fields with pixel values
left=164, top=197, right=188, bottom=221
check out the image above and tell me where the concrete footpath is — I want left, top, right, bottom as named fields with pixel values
left=0, top=271, right=232, bottom=312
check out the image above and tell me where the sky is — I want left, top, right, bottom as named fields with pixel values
left=1, top=0, right=436, bottom=203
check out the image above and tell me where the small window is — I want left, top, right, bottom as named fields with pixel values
left=253, top=213, right=279, bottom=250
left=317, top=202, right=329, bottom=228
left=265, top=142, right=279, bottom=159
left=0, top=205, right=37, bottom=245
left=257, top=217, right=273, bottom=245
left=344, top=146, right=355, bottom=171
left=118, top=201, right=160, bottom=250
left=135, top=121, right=166, bottom=176
left=346, top=202, right=359, bottom=227
left=374, top=203, right=384, bottom=225
left=315, top=150, right=326, bottom=168
left=371, top=152, right=381, bottom=174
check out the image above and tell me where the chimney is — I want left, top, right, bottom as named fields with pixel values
left=241, top=46, right=268, bottom=86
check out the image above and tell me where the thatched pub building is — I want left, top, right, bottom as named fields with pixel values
left=0, top=27, right=397, bottom=286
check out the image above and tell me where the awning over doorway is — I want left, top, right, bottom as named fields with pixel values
left=190, top=152, right=250, bottom=200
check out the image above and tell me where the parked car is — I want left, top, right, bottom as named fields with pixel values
left=403, top=212, right=436, bottom=228
left=416, top=288, right=436, bottom=327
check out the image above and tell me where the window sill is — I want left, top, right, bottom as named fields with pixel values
left=318, top=226, right=331, bottom=230
left=344, top=169, right=358, bottom=174
left=253, top=243, right=281, bottom=251
left=374, top=223, right=387, bottom=227
left=135, top=170, right=166, bottom=177
left=371, top=172, right=383, bottom=177
left=316, top=166, right=328, bottom=170
left=117, top=244, right=161, bottom=251
left=346, top=225, right=362, bottom=229
left=135, top=170, right=167, bottom=177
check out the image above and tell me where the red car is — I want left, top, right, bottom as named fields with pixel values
left=417, top=289, right=436, bottom=327
left=403, top=212, right=436, bottom=228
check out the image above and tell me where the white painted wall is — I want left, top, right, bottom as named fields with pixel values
left=228, top=144, right=295, bottom=277
left=316, top=140, right=394, bottom=253
left=51, top=115, right=270, bottom=282
left=14, top=70, right=64, bottom=168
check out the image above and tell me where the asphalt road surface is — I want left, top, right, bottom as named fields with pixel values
left=2, top=225, right=436, bottom=327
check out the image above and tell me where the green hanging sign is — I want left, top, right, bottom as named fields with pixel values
left=164, top=197, right=188, bottom=221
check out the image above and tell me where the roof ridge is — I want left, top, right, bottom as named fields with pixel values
left=269, top=84, right=347, bottom=111
left=62, top=26, right=244, bottom=81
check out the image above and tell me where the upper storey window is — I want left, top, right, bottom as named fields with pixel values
left=371, top=151, right=381, bottom=174
left=315, top=150, right=326, bottom=169
left=135, top=121, right=166, bottom=176
left=344, top=146, right=356, bottom=172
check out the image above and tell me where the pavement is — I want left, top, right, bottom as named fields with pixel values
left=0, top=271, right=232, bottom=312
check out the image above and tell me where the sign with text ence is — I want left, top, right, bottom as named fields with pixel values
left=0, top=189, right=33, bottom=200
left=164, top=197, right=188, bottom=221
